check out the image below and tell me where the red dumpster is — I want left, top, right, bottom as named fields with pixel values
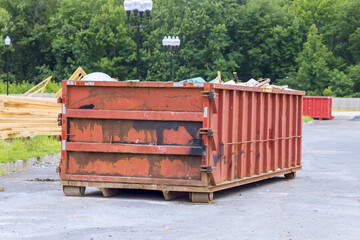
left=303, top=96, right=334, bottom=120
left=59, top=81, right=305, bottom=202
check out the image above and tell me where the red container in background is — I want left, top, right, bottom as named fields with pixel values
left=59, top=81, right=305, bottom=202
left=303, top=97, right=334, bottom=120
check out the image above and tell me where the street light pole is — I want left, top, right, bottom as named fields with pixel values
left=162, top=36, right=180, bottom=81
left=124, top=0, right=153, bottom=80
left=5, top=36, right=11, bottom=96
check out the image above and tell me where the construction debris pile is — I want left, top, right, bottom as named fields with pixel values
left=0, top=96, right=61, bottom=140
left=181, top=72, right=292, bottom=90
left=216, top=72, right=291, bottom=90
left=223, top=78, right=290, bottom=90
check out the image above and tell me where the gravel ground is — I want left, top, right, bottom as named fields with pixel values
left=32, top=161, right=59, bottom=169
left=0, top=120, right=359, bottom=240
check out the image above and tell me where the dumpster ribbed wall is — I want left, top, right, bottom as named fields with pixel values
left=205, top=86, right=303, bottom=185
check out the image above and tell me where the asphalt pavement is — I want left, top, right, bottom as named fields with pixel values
left=0, top=120, right=359, bottom=240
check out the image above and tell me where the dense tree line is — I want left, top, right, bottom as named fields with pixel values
left=0, top=0, right=360, bottom=96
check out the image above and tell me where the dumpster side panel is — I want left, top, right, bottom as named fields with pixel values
left=303, top=96, right=333, bottom=120
left=208, top=85, right=303, bottom=185
left=60, top=81, right=304, bottom=194
left=61, top=82, right=206, bottom=186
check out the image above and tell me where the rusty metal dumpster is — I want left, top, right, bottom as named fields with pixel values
left=58, top=81, right=304, bottom=202
left=303, top=96, right=334, bottom=120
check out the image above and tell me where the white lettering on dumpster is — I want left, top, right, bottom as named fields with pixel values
left=204, top=107, right=208, bottom=118
left=62, top=104, right=66, bottom=114
left=62, top=140, right=66, bottom=151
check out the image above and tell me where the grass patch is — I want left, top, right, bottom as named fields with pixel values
left=303, top=116, right=314, bottom=122
left=0, top=136, right=60, bottom=164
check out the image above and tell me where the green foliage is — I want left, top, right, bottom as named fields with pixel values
left=294, top=0, right=337, bottom=28
left=141, top=0, right=240, bottom=81
left=296, top=25, right=333, bottom=92
left=0, top=136, right=60, bottom=164
left=0, top=79, right=61, bottom=94
left=323, top=0, right=360, bottom=65
left=302, top=116, right=314, bottom=122
left=50, top=0, right=135, bottom=81
left=232, top=0, right=305, bottom=81
left=328, top=69, right=353, bottom=97
left=323, top=86, right=333, bottom=96
left=0, top=0, right=359, bottom=96
left=346, top=65, right=360, bottom=93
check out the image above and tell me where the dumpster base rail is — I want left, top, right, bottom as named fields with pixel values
left=61, top=166, right=301, bottom=203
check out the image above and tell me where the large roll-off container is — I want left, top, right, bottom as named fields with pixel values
left=58, top=81, right=304, bottom=203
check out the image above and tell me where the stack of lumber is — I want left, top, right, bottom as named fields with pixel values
left=0, top=96, right=61, bottom=140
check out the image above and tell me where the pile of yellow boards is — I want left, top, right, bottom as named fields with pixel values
left=0, top=67, right=87, bottom=140
left=0, top=96, right=61, bottom=140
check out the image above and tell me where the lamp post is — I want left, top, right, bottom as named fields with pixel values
left=124, top=0, right=153, bottom=80
left=5, top=36, right=11, bottom=96
left=162, top=36, right=180, bottom=81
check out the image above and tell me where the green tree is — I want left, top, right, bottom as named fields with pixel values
left=50, top=0, right=135, bottom=81
left=0, top=7, right=12, bottom=77
left=323, top=0, right=360, bottom=65
left=0, top=0, right=59, bottom=83
left=346, top=65, right=360, bottom=93
left=328, top=69, right=353, bottom=97
left=296, top=25, right=336, bottom=94
left=232, top=0, right=306, bottom=81
left=293, top=0, right=337, bottom=29
left=141, top=0, right=238, bottom=82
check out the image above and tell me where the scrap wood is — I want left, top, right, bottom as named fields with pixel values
left=22, top=76, right=53, bottom=98
left=222, top=77, right=291, bottom=90
left=54, top=67, right=87, bottom=98
left=256, top=79, right=271, bottom=87
left=233, top=72, right=239, bottom=83
left=272, top=85, right=289, bottom=90
left=0, top=187, right=4, bottom=192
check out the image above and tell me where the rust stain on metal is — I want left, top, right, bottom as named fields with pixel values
left=68, top=119, right=201, bottom=147
left=67, top=152, right=202, bottom=180
left=159, top=159, right=193, bottom=179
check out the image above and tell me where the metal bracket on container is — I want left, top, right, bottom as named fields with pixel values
left=201, top=165, right=214, bottom=173
left=201, top=91, right=218, bottom=113
left=201, top=165, right=217, bottom=186
left=200, top=128, right=214, bottom=136
left=201, top=91, right=216, bottom=99
left=200, top=128, right=217, bottom=150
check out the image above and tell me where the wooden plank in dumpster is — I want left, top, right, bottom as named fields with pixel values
left=59, top=81, right=305, bottom=203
